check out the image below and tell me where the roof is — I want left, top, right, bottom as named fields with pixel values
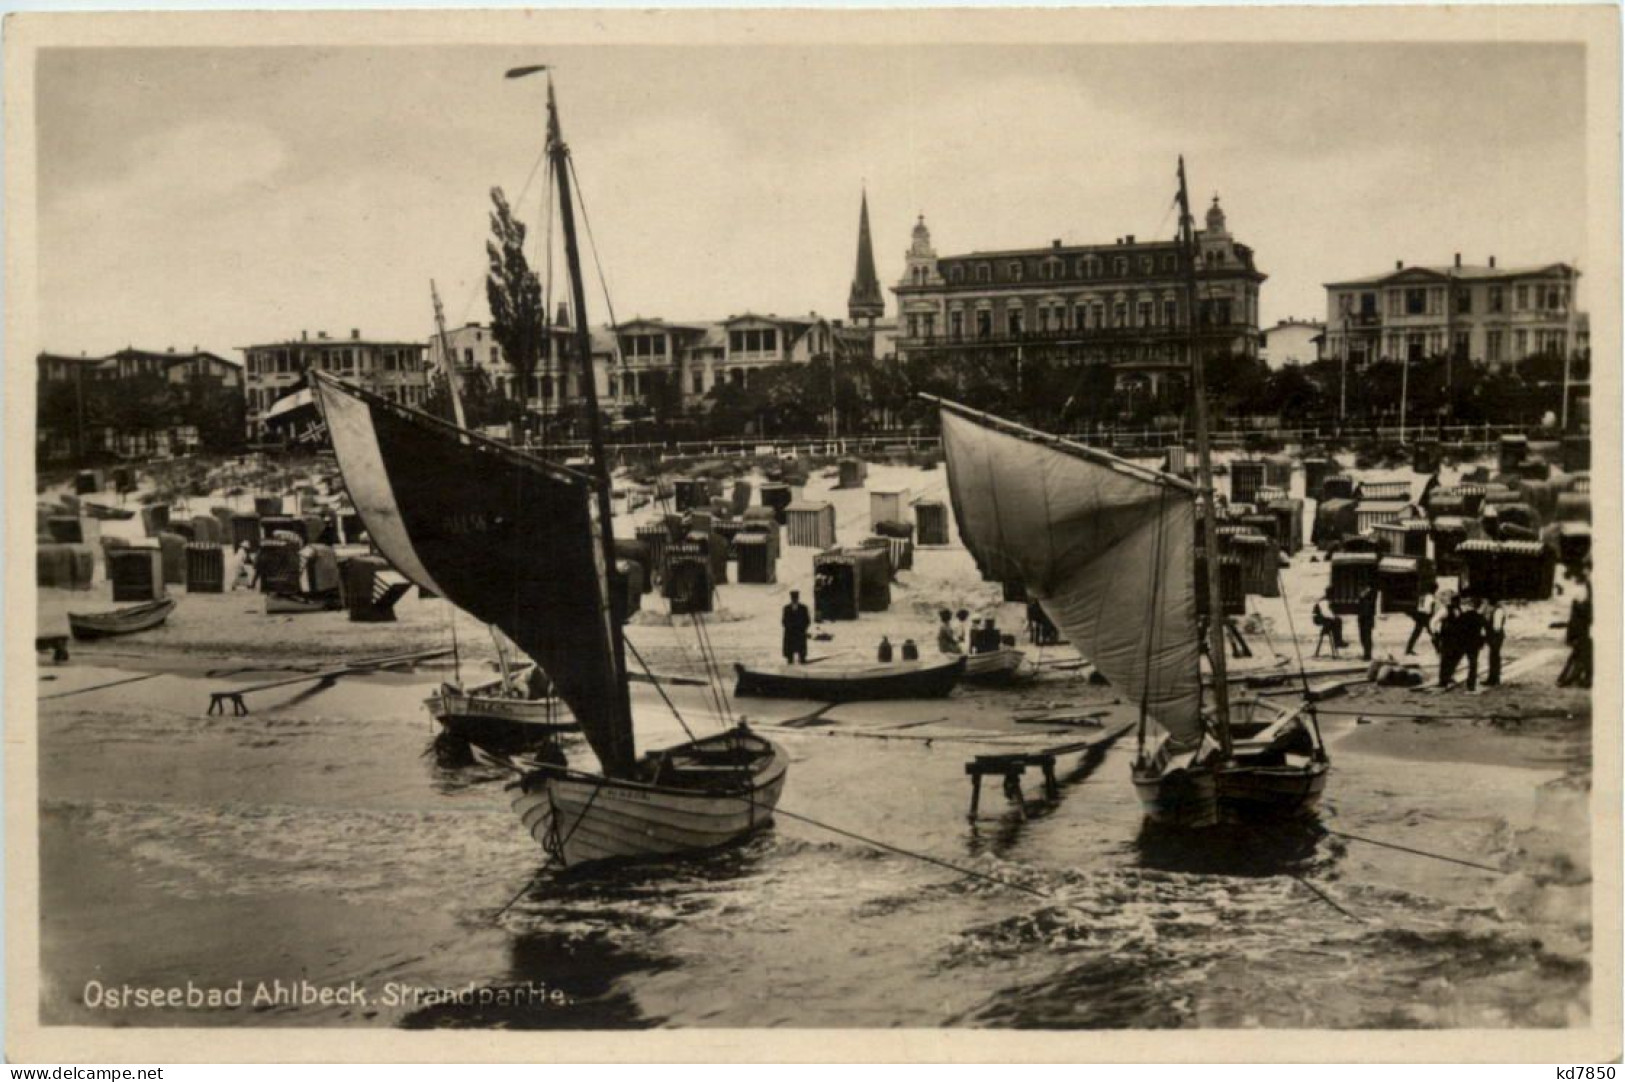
left=613, top=318, right=713, bottom=335
left=40, top=348, right=242, bottom=370
left=1325, top=262, right=1578, bottom=289
left=239, top=337, right=423, bottom=350
left=721, top=312, right=817, bottom=328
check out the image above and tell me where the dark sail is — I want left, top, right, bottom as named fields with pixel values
left=313, top=372, right=635, bottom=775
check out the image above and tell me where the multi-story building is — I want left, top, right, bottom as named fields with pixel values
left=1322, top=257, right=1583, bottom=370
left=36, top=347, right=245, bottom=461
left=425, top=311, right=842, bottom=422
left=1260, top=318, right=1325, bottom=368
left=890, top=196, right=1265, bottom=400
left=240, top=329, right=428, bottom=432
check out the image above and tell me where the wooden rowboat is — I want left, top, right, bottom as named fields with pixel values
left=733, top=656, right=965, bottom=702
left=960, top=647, right=1029, bottom=686
left=68, top=597, right=176, bottom=640
left=511, top=727, right=788, bottom=869
left=1216, top=697, right=1329, bottom=819
left=426, top=668, right=577, bottom=760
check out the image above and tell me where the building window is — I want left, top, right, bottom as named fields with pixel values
left=976, top=264, right=991, bottom=283
left=951, top=266, right=964, bottom=284
left=1405, top=289, right=1426, bottom=315
left=1161, top=254, right=1176, bottom=273
left=1486, top=331, right=1504, bottom=363
left=976, top=310, right=992, bottom=339
left=1513, top=329, right=1528, bottom=358
left=1453, top=331, right=1470, bottom=359
left=1163, top=299, right=1178, bottom=327
left=1112, top=301, right=1128, bottom=329
left=608, top=376, right=619, bottom=398
left=1007, top=306, right=1024, bottom=336
left=950, top=310, right=964, bottom=339
left=1456, top=290, right=1472, bottom=315
left=1137, top=300, right=1154, bottom=328
left=1093, top=302, right=1106, bottom=328
left=1140, top=256, right=1153, bottom=274
left=1073, top=303, right=1088, bottom=330
left=1515, top=285, right=1529, bottom=310
left=1488, top=286, right=1504, bottom=313
left=691, top=370, right=704, bottom=395
left=922, top=313, right=936, bottom=339
left=464, top=348, right=473, bottom=363
left=907, top=314, right=919, bottom=339
left=1114, top=256, right=1127, bottom=276
left=1545, top=286, right=1563, bottom=310
left=1008, top=262, right=1023, bottom=282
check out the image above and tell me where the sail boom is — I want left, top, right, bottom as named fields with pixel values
left=920, top=394, right=1197, bottom=495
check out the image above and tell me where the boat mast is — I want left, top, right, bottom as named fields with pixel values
left=520, top=67, right=637, bottom=774
left=431, top=280, right=469, bottom=431
left=1177, top=156, right=1233, bottom=756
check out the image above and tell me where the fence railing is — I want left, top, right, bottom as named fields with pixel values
left=525, top=421, right=1539, bottom=463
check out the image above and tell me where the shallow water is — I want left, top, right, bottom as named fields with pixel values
left=38, top=665, right=1590, bottom=1029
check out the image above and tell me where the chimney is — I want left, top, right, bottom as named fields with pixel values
left=167, top=346, right=175, bottom=353
left=301, top=330, right=308, bottom=342
left=1052, top=239, right=1062, bottom=249
left=1489, top=255, right=1497, bottom=268
left=1126, top=234, right=1135, bottom=245
left=1454, top=253, right=1462, bottom=269
left=351, top=328, right=360, bottom=340
left=1395, top=260, right=1404, bottom=270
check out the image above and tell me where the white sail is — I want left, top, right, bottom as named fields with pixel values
left=939, top=406, right=1204, bottom=749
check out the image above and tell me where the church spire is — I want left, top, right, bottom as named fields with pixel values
left=848, top=189, right=885, bottom=325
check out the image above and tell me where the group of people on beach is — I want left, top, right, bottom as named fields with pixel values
left=935, top=608, right=1011, bottom=656
left=1315, top=582, right=1507, bottom=690
left=1310, top=561, right=1592, bottom=691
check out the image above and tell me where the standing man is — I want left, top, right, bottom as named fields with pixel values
left=1483, top=596, right=1507, bottom=687
left=1435, top=595, right=1464, bottom=688
left=1457, top=597, right=1486, bottom=692
left=781, top=589, right=811, bottom=665
left=1406, top=585, right=1438, bottom=656
left=1557, top=567, right=1593, bottom=688
left=1356, top=583, right=1379, bottom=661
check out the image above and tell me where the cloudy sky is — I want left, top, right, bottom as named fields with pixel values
left=36, top=40, right=1587, bottom=360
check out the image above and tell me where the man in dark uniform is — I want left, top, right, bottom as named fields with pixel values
left=781, top=590, right=811, bottom=664
left=1457, top=597, right=1486, bottom=691
left=1356, top=583, right=1379, bottom=661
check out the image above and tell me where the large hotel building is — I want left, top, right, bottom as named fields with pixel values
left=890, top=197, right=1266, bottom=400
left=1321, top=258, right=1584, bottom=370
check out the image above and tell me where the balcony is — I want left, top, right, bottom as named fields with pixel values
left=897, top=322, right=1255, bottom=349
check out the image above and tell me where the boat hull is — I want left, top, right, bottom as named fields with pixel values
left=427, top=684, right=574, bottom=759
left=68, top=598, right=176, bottom=640
left=733, top=657, right=964, bottom=702
left=510, top=729, right=788, bottom=869
left=961, top=648, right=1028, bottom=686
left=1218, top=760, right=1329, bottom=818
left=1131, top=761, right=1220, bottom=829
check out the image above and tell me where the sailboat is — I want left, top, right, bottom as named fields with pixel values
left=417, top=280, right=576, bottom=764
left=932, top=157, right=1327, bottom=828
left=312, top=68, right=786, bottom=870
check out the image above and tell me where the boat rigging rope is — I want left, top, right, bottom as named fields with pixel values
left=621, top=635, right=700, bottom=745
left=1273, top=564, right=1326, bottom=748
left=494, top=776, right=610, bottom=920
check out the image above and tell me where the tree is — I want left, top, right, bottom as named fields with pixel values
left=423, top=366, right=518, bottom=431
left=485, top=187, right=547, bottom=443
